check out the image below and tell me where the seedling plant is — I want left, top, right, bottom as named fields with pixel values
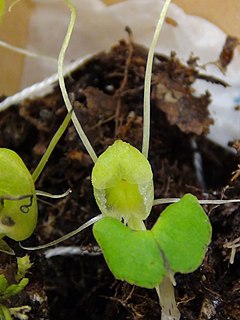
left=10, top=1, right=210, bottom=319
left=0, top=255, right=32, bottom=320
left=0, top=110, right=72, bottom=254
left=1, top=1, right=240, bottom=319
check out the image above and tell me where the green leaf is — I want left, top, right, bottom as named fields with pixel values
left=15, top=255, right=32, bottom=282
left=92, top=140, right=154, bottom=224
left=0, top=149, right=37, bottom=241
left=0, top=275, right=8, bottom=296
left=152, top=193, right=212, bottom=273
left=2, top=278, right=28, bottom=300
left=93, top=217, right=166, bottom=289
left=0, top=304, right=12, bottom=320
left=9, top=305, right=31, bottom=319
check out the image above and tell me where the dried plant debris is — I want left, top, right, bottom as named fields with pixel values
left=68, top=41, right=218, bottom=138
left=219, top=36, right=240, bottom=71
left=0, top=40, right=239, bottom=320
left=203, top=35, right=240, bottom=74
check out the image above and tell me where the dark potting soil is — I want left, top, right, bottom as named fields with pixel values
left=0, top=40, right=239, bottom=320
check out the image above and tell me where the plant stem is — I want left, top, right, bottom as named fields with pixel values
left=153, top=197, right=240, bottom=206
left=20, top=214, right=103, bottom=250
left=142, top=0, right=171, bottom=159
left=0, top=40, right=57, bottom=63
left=32, top=111, right=72, bottom=183
left=58, top=1, right=97, bottom=163
left=128, top=219, right=180, bottom=320
left=156, top=276, right=180, bottom=320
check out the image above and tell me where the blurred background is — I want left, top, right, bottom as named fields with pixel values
left=0, top=0, right=239, bottom=95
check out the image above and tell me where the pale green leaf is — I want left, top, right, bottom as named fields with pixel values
left=0, top=304, right=12, bottom=320
left=93, top=217, right=166, bottom=289
left=92, top=140, right=154, bottom=223
left=152, top=193, right=212, bottom=273
left=0, top=275, right=8, bottom=296
left=2, top=278, right=28, bottom=300
left=0, top=149, right=37, bottom=241
left=15, top=255, right=32, bottom=282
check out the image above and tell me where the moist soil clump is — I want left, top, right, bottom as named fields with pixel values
left=0, top=40, right=239, bottom=320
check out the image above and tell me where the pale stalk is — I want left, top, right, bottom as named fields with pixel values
left=0, top=40, right=57, bottom=63
left=156, top=277, right=180, bottom=320
left=58, top=1, right=97, bottom=163
left=20, top=214, right=103, bottom=250
left=129, top=218, right=180, bottom=320
left=35, top=189, right=72, bottom=199
left=142, top=0, right=171, bottom=158
left=153, top=198, right=240, bottom=206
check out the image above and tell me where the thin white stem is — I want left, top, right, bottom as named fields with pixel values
left=20, top=214, right=103, bottom=250
left=131, top=220, right=179, bottom=319
left=0, top=40, right=57, bottom=63
left=58, top=1, right=97, bottom=163
left=142, top=0, right=171, bottom=158
left=44, top=245, right=101, bottom=258
left=35, top=189, right=72, bottom=199
left=156, top=276, right=180, bottom=320
left=153, top=198, right=240, bottom=206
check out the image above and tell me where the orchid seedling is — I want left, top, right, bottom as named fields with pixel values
left=18, top=1, right=240, bottom=320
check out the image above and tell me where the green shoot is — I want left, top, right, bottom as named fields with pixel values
left=15, top=255, right=32, bottom=282
left=0, top=254, right=32, bottom=320
left=0, top=255, right=30, bottom=300
left=0, top=304, right=12, bottom=320
left=32, top=111, right=72, bottom=182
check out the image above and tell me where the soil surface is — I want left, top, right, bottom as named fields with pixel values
left=0, top=40, right=240, bottom=320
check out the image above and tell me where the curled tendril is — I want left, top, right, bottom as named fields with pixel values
left=0, top=194, right=33, bottom=214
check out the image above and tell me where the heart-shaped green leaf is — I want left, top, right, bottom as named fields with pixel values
left=93, top=217, right=166, bottom=289
left=152, top=193, right=212, bottom=273
left=93, top=194, right=212, bottom=289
